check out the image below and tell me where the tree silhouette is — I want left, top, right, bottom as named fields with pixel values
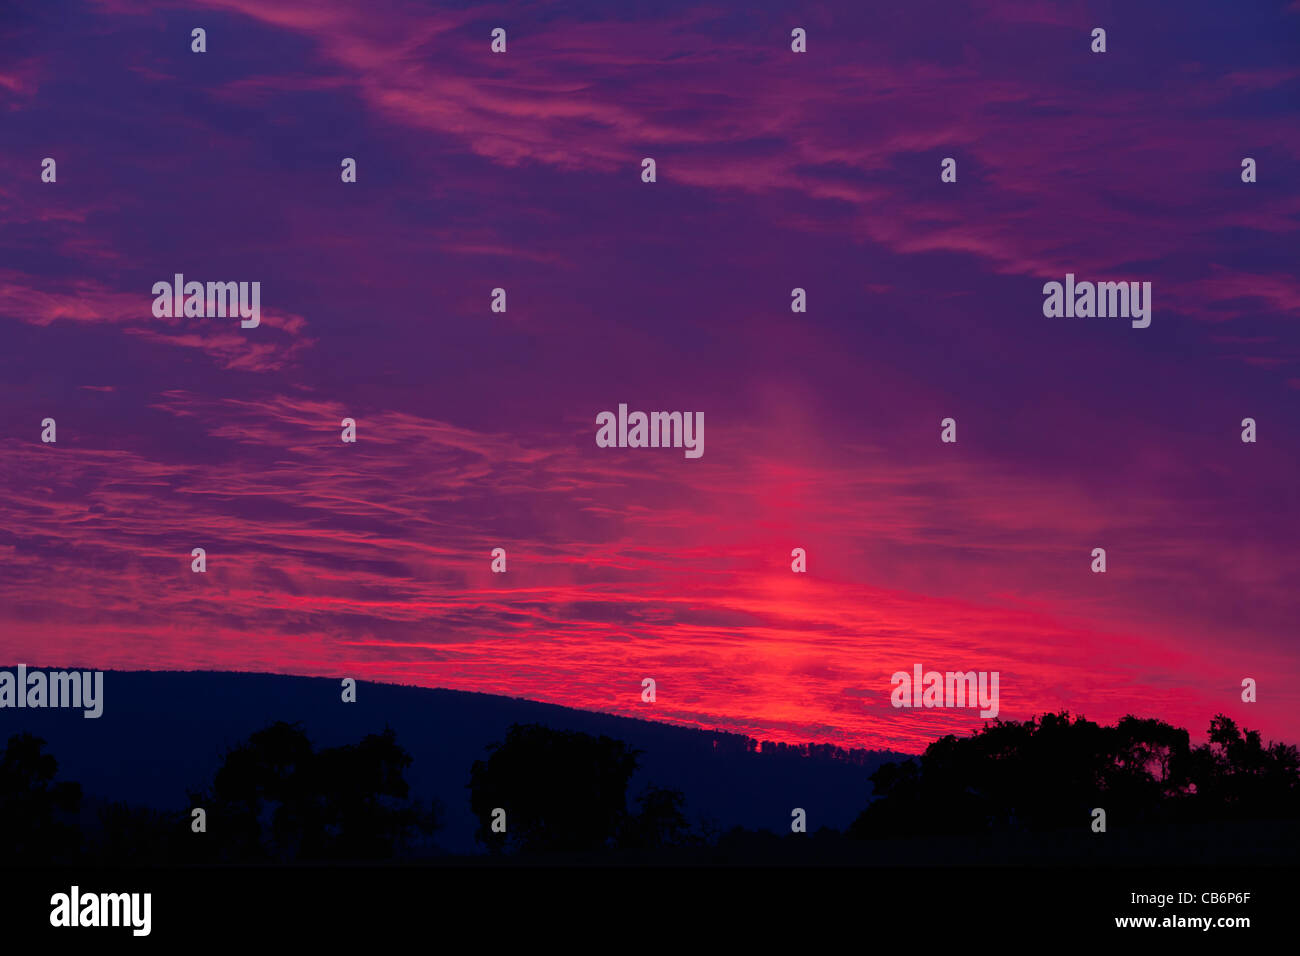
left=189, top=721, right=439, bottom=862
left=1184, top=715, right=1300, bottom=820
left=0, top=733, right=82, bottom=864
left=469, top=723, right=641, bottom=854
left=849, top=712, right=1300, bottom=839
left=619, top=783, right=696, bottom=850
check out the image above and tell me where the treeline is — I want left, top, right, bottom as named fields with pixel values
left=848, top=711, right=1300, bottom=837
left=3, top=711, right=1297, bottom=864
left=756, top=740, right=887, bottom=765
left=708, top=728, right=902, bottom=765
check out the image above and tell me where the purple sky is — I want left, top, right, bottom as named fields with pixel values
left=1, top=0, right=1298, bottom=751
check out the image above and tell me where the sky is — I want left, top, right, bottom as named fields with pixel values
left=1, top=0, right=1297, bottom=753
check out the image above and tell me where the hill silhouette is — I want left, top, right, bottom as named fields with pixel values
left=0, top=669, right=905, bottom=853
